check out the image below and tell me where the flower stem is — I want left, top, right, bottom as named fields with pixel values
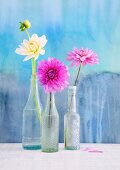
left=49, top=93, right=52, bottom=116
left=25, top=29, right=30, bottom=39
left=74, top=62, right=82, bottom=86
left=25, top=29, right=36, bottom=77
left=25, top=29, right=42, bottom=123
left=48, top=92, right=52, bottom=128
left=32, top=58, right=36, bottom=77
left=32, top=75, right=42, bottom=123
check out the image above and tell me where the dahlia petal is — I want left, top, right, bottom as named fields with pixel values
left=15, top=48, right=26, bottom=55
left=23, top=55, right=34, bottom=61
left=30, top=34, right=39, bottom=41
left=39, top=49, right=45, bottom=55
left=35, top=54, right=40, bottom=60
left=82, top=60, right=87, bottom=66
left=22, top=39, right=29, bottom=49
left=18, top=45, right=28, bottom=53
left=71, top=61, right=76, bottom=67
left=39, top=35, right=47, bottom=48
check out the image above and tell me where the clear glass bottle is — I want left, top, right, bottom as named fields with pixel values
left=22, top=75, right=42, bottom=150
left=42, top=93, right=59, bottom=153
left=64, top=86, right=80, bottom=150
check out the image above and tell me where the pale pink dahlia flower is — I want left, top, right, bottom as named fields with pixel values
left=37, top=58, right=69, bottom=93
left=67, top=48, right=99, bottom=66
left=15, top=34, right=47, bottom=61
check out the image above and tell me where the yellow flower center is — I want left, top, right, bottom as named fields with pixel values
left=29, top=41, right=40, bottom=54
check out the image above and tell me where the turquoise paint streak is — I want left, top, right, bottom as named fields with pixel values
left=0, top=0, right=120, bottom=81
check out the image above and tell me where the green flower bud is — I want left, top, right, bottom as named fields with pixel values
left=23, top=20, right=31, bottom=29
left=19, top=22, right=25, bottom=31
left=19, top=20, right=31, bottom=32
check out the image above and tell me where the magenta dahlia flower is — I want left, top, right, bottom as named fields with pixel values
left=37, top=58, right=69, bottom=93
left=67, top=47, right=99, bottom=86
left=67, top=48, right=99, bottom=66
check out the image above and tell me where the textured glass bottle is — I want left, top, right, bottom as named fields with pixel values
left=64, top=86, right=80, bottom=150
left=22, top=75, right=42, bottom=150
left=42, top=93, right=59, bottom=153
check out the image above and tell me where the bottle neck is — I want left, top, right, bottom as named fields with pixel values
left=45, top=93, right=57, bottom=115
left=25, top=75, right=40, bottom=109
left=68, top=86, right=77, bottom=113
left=30, top=75, right=38, bottom=93
left=28, top=75, right=39, bottom=101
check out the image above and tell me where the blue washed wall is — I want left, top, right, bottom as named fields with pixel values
left=0, top=72, right=120, bottom=143
left=0, top=0, right=120, bottom=143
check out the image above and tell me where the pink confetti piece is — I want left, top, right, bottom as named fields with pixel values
left=81, top=147, right=103, bottom=153
left=82, top=147, right=92, bottom=151
left=88, top=150, right=103, bottom=153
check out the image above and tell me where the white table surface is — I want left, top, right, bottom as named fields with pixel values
left=0, top=143, right=120, bottom=170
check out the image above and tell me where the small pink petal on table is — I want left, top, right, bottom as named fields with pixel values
left=82, top=147, right=92, bottom=151
left=81, top=147, right=103, bottom=153
left=88, top=150, right=103, bottom=153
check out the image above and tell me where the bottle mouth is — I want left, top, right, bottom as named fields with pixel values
left=30, top=75, right=39, bottom=80
left=68, top=86, right=77, bottom=95
left=68, top=86, right=77, bottom=90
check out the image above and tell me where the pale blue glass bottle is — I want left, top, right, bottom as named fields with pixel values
left=64, top=86, right=80, bottom=150
left=22, top=75, right=42, bottom=150
left=42, top=93, right=59, bottom=153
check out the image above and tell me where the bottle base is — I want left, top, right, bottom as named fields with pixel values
left=65, top=146, right=80, bottom=150
left=23, top=145, right=41, bottom=150
left=42, top=148, right=58, bottom=153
